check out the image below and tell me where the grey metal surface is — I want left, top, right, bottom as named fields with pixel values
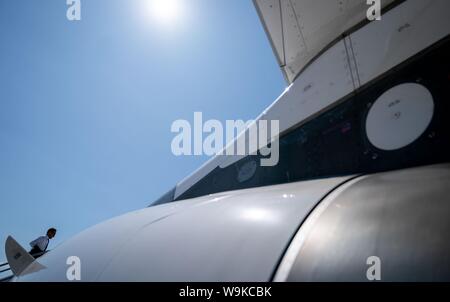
left=282, top=164, right=450, bottom=282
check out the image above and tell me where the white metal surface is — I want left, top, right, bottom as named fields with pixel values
left=174, top=0, right=449, bottom=200
left=350, top=0, right=450, bottom=86
left=14, top=176, right=351, bottom=282
left=15, top=197, right=209, bottom=282
left=253, top=0, right=395, bottom=83
left=260, top=40, right=354, bottom=133
left=174, top=40, right=354, bottom=199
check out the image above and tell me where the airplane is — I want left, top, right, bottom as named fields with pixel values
left=5, top=0, right=450, bottom=281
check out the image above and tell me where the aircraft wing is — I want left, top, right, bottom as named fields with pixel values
left=253, top=0, right=396, bottom=83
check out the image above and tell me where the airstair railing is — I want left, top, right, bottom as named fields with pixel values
left=0, top=250, right=48, bottom=282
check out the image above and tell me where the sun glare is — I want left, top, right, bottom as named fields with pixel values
left=145, top=0, right=183, bottom=27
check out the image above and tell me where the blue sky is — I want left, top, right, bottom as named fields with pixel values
left=0, top=0, right=284, bottom=265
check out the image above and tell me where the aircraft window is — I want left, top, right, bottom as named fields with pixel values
left=237, top=160, right=258, bottom=183
left=171, top=37, right=450, bottom=202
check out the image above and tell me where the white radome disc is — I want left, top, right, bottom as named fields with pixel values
left=365, top=83, right=434, bottom=151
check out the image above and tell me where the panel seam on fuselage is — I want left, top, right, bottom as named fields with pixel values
left=269, top=174, right=364, bottom=282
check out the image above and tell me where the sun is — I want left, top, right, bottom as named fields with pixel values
left=145, top=0, right=183, bottom=27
